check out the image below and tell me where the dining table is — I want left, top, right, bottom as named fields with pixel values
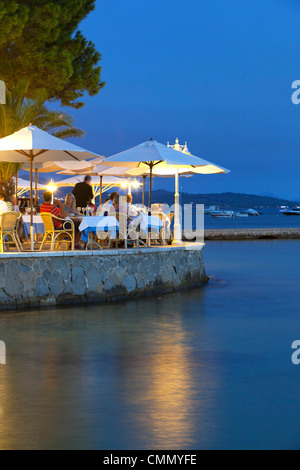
left=78, top=213, right=163, bottom=249
left=79, top=215, right=119, bottom=250
left=22, top=214, right=45, bottom=239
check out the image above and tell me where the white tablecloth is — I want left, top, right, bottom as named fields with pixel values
left=79, top=216, right=119, bottom=232
left=22, top=215, right=45, bottom=238
left=134, top=214, right=162, bottom=232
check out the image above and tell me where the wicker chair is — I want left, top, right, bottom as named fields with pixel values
left=107, top=212, right=146, bottom=249
left=0, top=211, right=22, bottom=252
left=39, top=213, right=75, bottom=251
left=149, top=212, right=174, bottom=245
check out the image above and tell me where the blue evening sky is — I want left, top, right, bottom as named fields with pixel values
left=65, top=0, right=300, bottom=199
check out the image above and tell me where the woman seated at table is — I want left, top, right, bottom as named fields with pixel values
left=63, top=193, right=82, bottom=248
left=63, top=193, right=81, bottom=217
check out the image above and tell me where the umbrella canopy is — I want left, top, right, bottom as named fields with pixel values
left=55, top=175, right=123, bottom=200
left=101, top=140, right=229, bottom=204
left=0, top=125, right=100, bottom=250
left=17, top=177, right=46, bottom=189
left=61, top=163, right=137, bottom=177
left=16, top=177, right=46, bottom=196
left=23, top=157, right=103, bottom=173
left=101, top=140, right=229, bottom=172
left=59, top=164, right=141, bottom=205
left=0, top=126, right=100, bottom=162
left=101, top=140, right=230, bottom=243
left=56, top=175, right=122, bottom=187
left=22, top=157, right=104, bottom=208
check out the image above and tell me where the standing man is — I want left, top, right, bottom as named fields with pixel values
left=72, top=176, right=94, bottom=209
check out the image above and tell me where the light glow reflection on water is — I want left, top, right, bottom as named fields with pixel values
left=0, top=240, right=300, bottom=450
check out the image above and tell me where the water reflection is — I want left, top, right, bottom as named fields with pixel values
left=0, top=289, right=219, bottom=450
left=122, top=317, right=200, bottom=449
left=1, top=241, right=300, bottom=449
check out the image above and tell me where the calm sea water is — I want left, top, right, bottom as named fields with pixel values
left=203, top=209, right=300, bottom=229
left=0, top=240, right=300, bottom=450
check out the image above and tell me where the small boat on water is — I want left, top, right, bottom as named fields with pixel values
left=247, top=208, right=261, bottom=216
left=211, top=210, right=235, bottom=218
left=280, top=207, right=300, bottom=216
left=204, top=205, right=220, bottom=214
left=234, top=212, right=249, bottom=218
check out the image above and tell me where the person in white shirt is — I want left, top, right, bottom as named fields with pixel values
left=97, top=192, right=119, bottom=215
left=0, top=193, right=9, bottom=215
left=125, top=194, right=140, bottom=217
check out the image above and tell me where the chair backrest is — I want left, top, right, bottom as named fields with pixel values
left=40, top=212, right=54, bottom=232
left=151, top=211, right=163, bottom=219
left=167, top=213, right=175, bottom=224
left=0, top=212, right=19, bottom=232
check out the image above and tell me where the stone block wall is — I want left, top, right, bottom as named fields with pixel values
left=0, top=244, right=207, bottom=310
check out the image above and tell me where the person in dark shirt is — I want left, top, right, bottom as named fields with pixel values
left=72, top=176, right=94, bottom=209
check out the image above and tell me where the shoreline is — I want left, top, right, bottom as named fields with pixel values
left=184, top=228, right=300, bottom=241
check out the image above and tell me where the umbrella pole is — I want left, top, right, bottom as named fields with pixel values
left=15, top=171, right=18, bottom=197
left=29, top=152, right=34, bottom=251
left=142, top=176, right=146, bottom=206
left=99, top=176, right=103, bottom=206
left=34, top=169, right=38, bottom=208
left=149, top=164, right=153, bottom=208
left=173, top=169, right=182, bottom=245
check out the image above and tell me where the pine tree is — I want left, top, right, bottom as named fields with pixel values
left=0, top=81, right=85, bottom=197
left=0, top=0, right=105, bottom=109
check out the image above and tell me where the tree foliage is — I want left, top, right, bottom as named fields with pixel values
left=0, top=0, right=105, bottom=108
left=0, top=81, right=85, bottom=197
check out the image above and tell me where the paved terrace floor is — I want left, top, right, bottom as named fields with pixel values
left=0, top=241, right=205, bottom=257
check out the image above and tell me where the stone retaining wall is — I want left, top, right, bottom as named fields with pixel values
left=0, top=244, right=207, bottom=310
left=183, top=228, right=300, bottom=241
left=204, top=228, right=300, bottom=240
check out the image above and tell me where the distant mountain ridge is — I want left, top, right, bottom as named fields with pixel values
left=146, top=190, right=300, bottom=208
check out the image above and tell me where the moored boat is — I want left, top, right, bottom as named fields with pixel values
left=211, top=210, right=235, bottom=218
left=281, top=207, right=300, bottom=216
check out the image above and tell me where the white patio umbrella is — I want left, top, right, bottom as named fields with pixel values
left=0, top=125, right=100, bottom=250
left=23, top=157, right=104, bottom=206
left=60, top=163, right=141, bottom=205
left=16, top=177, right=47, bottom=196
left=100, top=140, right=230, bottom=243
left=55, top=175, right=123, bottom=200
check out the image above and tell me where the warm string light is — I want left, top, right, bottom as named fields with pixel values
left=120, top=180, right=141, bottom=189
left=46, top=179, right=57, bottom=194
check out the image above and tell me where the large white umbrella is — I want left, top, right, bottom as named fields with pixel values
left=23, top=157, right=104, bottom=206
left=23, top=158, right=103, bottom=173
left=101, top=140, right=230, bottom=243
left=0, top=125, right=100, bottom=250
left=55, top=175, right=123, bottom=200
left=16, top=177, right=47, bottom=196
left=60, top=163, right=141, bottom=205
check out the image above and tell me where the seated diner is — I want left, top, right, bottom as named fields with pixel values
left=97, top=192, right=119, bottom=215
left=63, top=193, right=82, bottom=248
left=40, top=191, right=64, bottom=229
